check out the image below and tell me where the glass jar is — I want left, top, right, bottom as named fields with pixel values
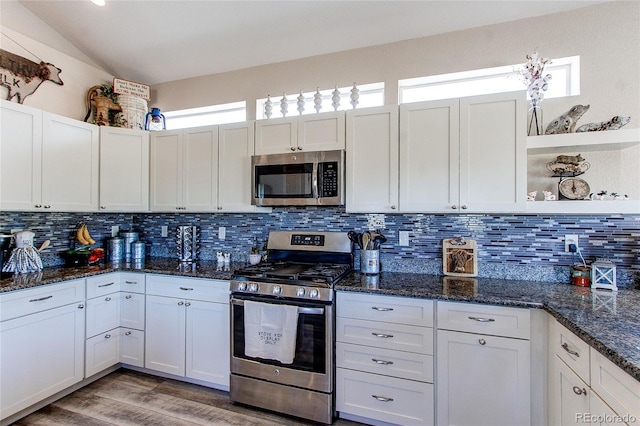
left=571, top=265, right=591, bottom=287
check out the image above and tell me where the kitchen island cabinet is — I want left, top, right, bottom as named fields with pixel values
left=144, top=275, right=229, bottom=388
left=254, top=111, right=345, bottom=155
left=0, top=279, right=85, bottom=420
left=0, top=100, right=99, bottom=212
left=399, top=91, right=526, bottom=213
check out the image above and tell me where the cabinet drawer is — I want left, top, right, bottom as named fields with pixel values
left=86, top=292, right=120, bottom=338
left=120, top=272, right=145, bottom=293
left=437, top=301, right=530, bottom=339
left=590, top=349, right=640, bottom=421
left=86, top=273, right=120, bottom=299
left=337, top=291, right=433, bottom=327
left=0, top=279, right=85, bottom=321
left=337, top=317, right=433, bottom=355
left=336, top=342, right=433, bottom=383
left=336, top=368, right=434, bottom=426
left=550, top=319, right=591, bottom=383
left=146, top=274, right=229, bottom=302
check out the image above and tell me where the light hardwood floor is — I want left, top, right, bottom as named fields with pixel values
left=12, top=369, right=363, bottom=426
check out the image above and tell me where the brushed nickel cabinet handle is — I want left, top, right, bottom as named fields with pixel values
left=562, top=342, right=580, bottom=357
left=125, top=331, right=132, bottom=336
left=98, top=282, right=115, bottom=288
left=372, top=395, right=394, bottom=402
left=125, top=295, right=132, bottom=299
left=180, top=287, right=194, bottom=291
left=573, top=386, right=587, bottom=396
left=104, top=334, right=111, bottom=339
left=372, top=358, right=394, bottom=365
left=371, top=332, right=394, bottom=339
left=371, top=306, right=393, bottom=312
left=468, top=316, right=495, bottom=323
left=479, top=339, right=487, bottom=345
left=29, top=295, right=53, bottom=302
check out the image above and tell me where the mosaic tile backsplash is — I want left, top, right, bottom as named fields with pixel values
left=1, top=209, right=638, bottom=287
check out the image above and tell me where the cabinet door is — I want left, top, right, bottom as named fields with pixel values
left=459, top=91, right=526, bottom=213
left=85, top=328, right=120, bottom=377
left=185, top=300, right=230, bottom=386
left=0, top=302, right=84, bottom=420
left=121, top=292, right=145, bottom=330
left=549, top=354, right=591, bottom=425
left=298, top=111, right=345, bottom=151
left=120, top=328, right=145, bottom=367
left=85, top=292, right=120, bottom=338
left=254, top=117, right=297, bottom=155
left=41, top=112, right=99, bottom=211
left=0, top=100, right=43, bottom=211
left=437, top=329, right=530, bottom=426
left=145, top=295, right=186, bottom=376
left=182, top=126, right=218, bottom=212
left=150, top=130, right=182, bottom=211
left=346, top=106, right=399, bottom=213
left=399, top=99, right=459, bottom=212
left=99, top=127, right=150, bottom=211
left=218, top=121, right=258, bottom=212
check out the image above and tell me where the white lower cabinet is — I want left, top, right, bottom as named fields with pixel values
left=85, top=273, right=146, bottom=377
left=336, top=292, right=434, bottom=425
left=0, top=280, right=85, bottom=421
left=436, top=301, right=531, bottom=426
left=548, top=318, right=639, bottom=426
left=145, top=275, right=229, bottom=388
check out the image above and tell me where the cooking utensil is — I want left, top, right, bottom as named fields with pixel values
left=361, top=232, right=370, bottom=250
left=38, top=240, right=50, bottom=252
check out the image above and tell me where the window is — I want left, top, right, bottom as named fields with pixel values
left=256, top=82, right=384, bottom=120
left=164, top=101, right=246, bottom=130
left=398, top=56, right=580, bottom=104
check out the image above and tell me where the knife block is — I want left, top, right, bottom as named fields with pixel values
left=443, top=238, right=478, bottom=277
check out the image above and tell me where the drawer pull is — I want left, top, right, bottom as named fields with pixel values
left=105, top=334, right=111, bottom=339
left=29, top=295, right=53, bottom=302
left=185, top=301, right=191, bottom=307
left=105, top=297, right=112, bottom=301
left=125, top=331, right=132, bottom=336
left=479, top=339, right=487, bottom=345
left=371, top=332, right=394, bottom=339
left=573, top=386, right=587, bottom=396
left=98, top=282, right=115, bottom=288
left=178, top=301, right=184, bottom=306
left=371, top=306, right=394, bottom=312
left=125, top=295, right=132, bottom=299
left=124, top=281, right=137, bottom=285
left=372, top=358, right=394, bottom=365
left=180, top=287, right=194, bottom=291
left=562, top=342, right=580, bottom=357
left=78, top=304, right=84, bottom=309
left=372, top=395, right=394, bottom=402
left=468, top=316, right=495, bottom=323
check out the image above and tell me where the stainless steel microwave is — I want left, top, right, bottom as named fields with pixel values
left=251, top=150, right=345, bottom=206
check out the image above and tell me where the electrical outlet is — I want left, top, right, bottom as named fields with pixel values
left=111, top=225, right=119, bottom=237
left=161, top=226, right=168, bottom=237
left=218, top=226, right=226, bottom=240
left=565, top=235, right=578, bottom=252
left=399, top=231, right=410, bottom=246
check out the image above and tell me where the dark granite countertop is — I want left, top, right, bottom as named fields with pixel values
left=1, top=261, right=638, bottom=383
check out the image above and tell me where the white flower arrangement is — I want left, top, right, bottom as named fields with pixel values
left=520, top=51, right=552, bottom=106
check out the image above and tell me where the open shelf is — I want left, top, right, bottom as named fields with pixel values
left=525, top=200, right=640, bottom=214
left=527, top=128, right=640, bottom=154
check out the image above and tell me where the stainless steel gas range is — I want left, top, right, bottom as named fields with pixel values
left=229, top=230, right=353, bottom=424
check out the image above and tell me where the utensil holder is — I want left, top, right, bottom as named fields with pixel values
left=360, top=249, right=380, bottom=274
left=176, top=226, right=199, bottom=262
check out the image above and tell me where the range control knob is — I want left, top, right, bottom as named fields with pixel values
left=309, top=289, right=319, bottom=299
left=272, top=285, right=282, bottom=295
left=296, top=287, right=306, bottom=297
left=249, top=283, right=259, bottom=292
left=237, top=282, right=247, bottom=291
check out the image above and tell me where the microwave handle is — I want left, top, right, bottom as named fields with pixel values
left=312, top=161, right=319, bottom=199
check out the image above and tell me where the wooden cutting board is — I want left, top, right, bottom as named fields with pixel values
left=443, top=238, right=478, bottom=277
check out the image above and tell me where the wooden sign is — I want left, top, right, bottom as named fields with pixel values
left=113, top=77, right=150, bottom=100
left=0, top=49, right=63, bottom=104
left=443, top=237, right=478, bottom=277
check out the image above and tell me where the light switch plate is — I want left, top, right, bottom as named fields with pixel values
left=218, top=226, right=226, bottom=240
left=161, top=226, right=168, bottom=237
left=111, top=225, right=119, bottom=237
left=399, top=231, right=410, bottom=246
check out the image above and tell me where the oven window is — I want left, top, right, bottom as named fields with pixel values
left=255, top=164, right=313, bottom=198
left=232, top=300, right=326, bottom=373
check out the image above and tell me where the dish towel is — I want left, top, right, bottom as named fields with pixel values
left=244, top=300, right=299, bottom=364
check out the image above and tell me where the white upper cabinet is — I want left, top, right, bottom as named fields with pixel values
left=346, top=105, right=399, bottom=213
left=400, top=91, right=526, bottom=213
left=254, top=111, right=345, bottom=155
left=99, top=127, right=150, bottom=212
left=0, top=101, right=99, bottom=212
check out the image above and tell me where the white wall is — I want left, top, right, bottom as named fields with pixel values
left=152, top=1, right=639, bottom=126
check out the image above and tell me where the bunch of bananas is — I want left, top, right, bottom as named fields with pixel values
left=76, top=223, right=96, bottom=246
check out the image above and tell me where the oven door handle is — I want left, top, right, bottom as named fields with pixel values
left=231, top=298, right=325, bottom=315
